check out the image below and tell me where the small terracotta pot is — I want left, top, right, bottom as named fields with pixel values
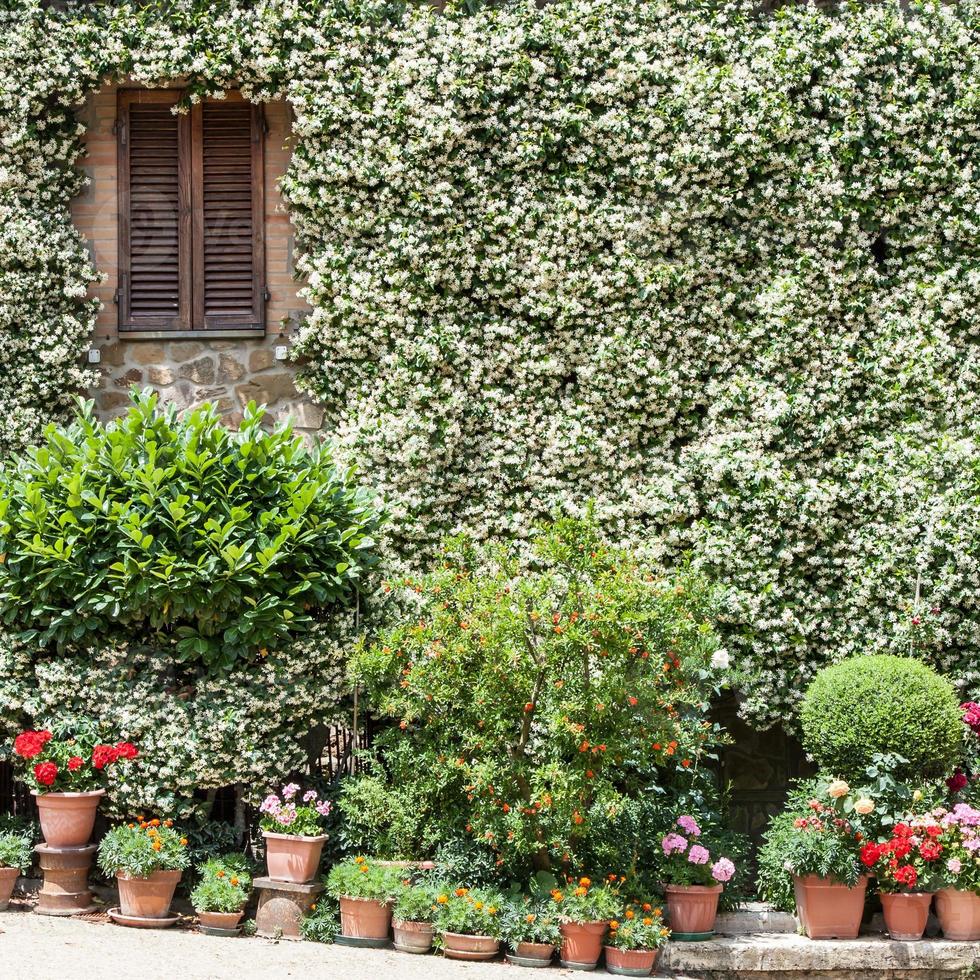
left=442, top=931, right=500, bottom=961
left=340, top=895, right=393, bottom=940
left=881, top=892, right=932, bottom=941
left=262, top=831, right=326, bottom=884
left=604, top=946, right=661, bottom=977
left=559, top=920, right=609, bottom=967
left=515, top=941, right=554, bottom=961
left=665, top=883, right=723, bottom=938
left=198, top=909, right=244, bottom=931
left=32, top=790, right=104, bottom=848
left=117, top=870, right=182, bottom=919
left=393, top=917, right=434, bottom=953
left=793, top=874, right=867, bottom=940
left=0, top=867, right=20, bottom=912
left=936, top=887, right=980, bottom=941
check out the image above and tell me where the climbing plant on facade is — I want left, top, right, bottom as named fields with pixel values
left=3, top=0, right=980, bottom=732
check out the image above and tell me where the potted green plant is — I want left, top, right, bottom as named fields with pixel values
left=501, top=898, right=561, bottom=967
left=552, top=877, right=620, bottom=969
left=934, top=803, right=980, bottom=940
left=0, top=831, right=31, bottom=911
left=433, top=885, right=505, bottom=960
left=605, top=903, right=671, bottom=977
left=660, top=815, right=736, bottom=939
left=10, top=724, right=138, bottom=848
left=326, top=857, right=403, bottom=941
left=392, top=881, right=441, bottom=953
left=259, top=784, right=331, bottom=884
left=97, top=818, right=190, bottom=923
left=191, top=856, right=252, bottom=934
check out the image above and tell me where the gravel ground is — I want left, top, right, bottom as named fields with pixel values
left=0, top=906, right=592, bottom=980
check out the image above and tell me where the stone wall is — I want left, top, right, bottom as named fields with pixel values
left=72, top=82, right=324, bottom=435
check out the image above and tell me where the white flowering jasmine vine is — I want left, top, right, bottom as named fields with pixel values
left=1, top=0, right=980, bottom=767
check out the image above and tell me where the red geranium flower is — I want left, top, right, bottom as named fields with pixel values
left=919, top=840, right=943, bottom=861
left=894, top=865, right=918, bottom=888
left=894, top=823, right=913, bottom=839
left=114, top=742, right=138, bottom=761
left=13, top=729, right=52, bottom=759
left=67, top=756, right=84, bottom=772
left=892, top=840, right=912, bottom=860
left=860, top=842, right=881, bottom=867
left=91, top=744, right=119, bottom=770
left=34, top=761, right=58, bottom=787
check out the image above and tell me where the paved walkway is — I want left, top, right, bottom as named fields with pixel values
left=0, top=907, right=582, bottom=980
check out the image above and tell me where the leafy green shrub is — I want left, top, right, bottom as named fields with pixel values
left=0, top=830, right=31, bottom=871
left=0, top=391, right=380, bottom=668
left=300, top=895, right=339, bottom=943
left=352, top=517, right=725, bottom=876
left=393, top=882, right=442, bottom=924
left=190, top=857, right=251, bottom=913
left=433, top=886, right=506, bottom=938
left=97, top=820, right=191, bottom=878
left=800, top=656, right=962, bottom=782
left=325, top=857, right=403, bottom=901
left=499, top=897, right=562, bottom=950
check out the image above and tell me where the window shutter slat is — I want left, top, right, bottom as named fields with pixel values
left=118, top=92, right=192, bottom=332
left=197, top=100, right=265, bottom=330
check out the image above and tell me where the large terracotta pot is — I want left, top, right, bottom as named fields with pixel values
left=604, top=946, right=661, bottom=977
left=442, top=931, right=500, bottom=960
left=393, top=917, right=434, bottom=953
left=198, top=909, right=244, bottom=931
left=0, top=867, right=19, bottom=912
left=559, top=920, right=609, bottom=968
left=665, top=883, right=723, bottom=939
left=880, top=892, right=932, bottom=941
left=936, top=888, right=980, bottom=941
left=262, top=831, right=326, bottom=884
left=117, top=870, right=182, bottom=919
left=340, top=895, right=392, bottom=940
left=32, top=790, right=104, bottom=848
left=793, top=874, right=868, bottom=940
left=514, top=941, right=554, bottom=962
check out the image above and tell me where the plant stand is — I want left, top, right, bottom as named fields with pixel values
left=35, top=844, right=97, bottom=916
left=253, top=875, right=323, bottom=940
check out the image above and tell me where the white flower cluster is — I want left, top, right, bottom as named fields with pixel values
left=0, top=622, right=352, bottom=817
left=4, top=0, right=980, bottom=736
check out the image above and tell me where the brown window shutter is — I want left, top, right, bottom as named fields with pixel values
left=117, top=90, right=192, bottom=332
left=192, top=97, right=266, bottom=332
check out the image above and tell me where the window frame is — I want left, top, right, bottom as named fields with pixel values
left=116, top=88, right=267, bottom=339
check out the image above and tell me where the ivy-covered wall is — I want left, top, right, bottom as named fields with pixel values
left=3, top=0, right=980, bottom=735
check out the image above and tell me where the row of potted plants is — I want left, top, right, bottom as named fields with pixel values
left=324, top=857, right=672, bottom=975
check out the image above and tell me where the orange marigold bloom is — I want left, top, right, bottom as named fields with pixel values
left=643, top=917, right=653, bottom=926
left=609, top=920, right=619, bottom=930
left=179, top=838, right=188, bottom=846
left=579, top=877, right=591, bottom=887
left=625, top=909, right=634, bottom=919
left=525, top=914, right=536, bottom=923
left=455, top=888, right=468, bottom=898
left=437, top=895, right=449, bottom=904
left=152, top=842, right=162, bottom=852
left=574, top=886, right=587, bottom=897
left=642, top=903, right=652, bottom=912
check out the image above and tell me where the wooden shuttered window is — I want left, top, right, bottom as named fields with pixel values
left=118, top=90, right=265, bottom=335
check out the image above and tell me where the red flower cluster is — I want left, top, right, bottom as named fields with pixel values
left=92, top=742, right=138, bottom=769
left=948, top=769, right=969, bottom=793
left=861, top=822, right=944, bottom=892
left=13, top=730, right=52, bottom=759
left=962, top=702, right=980, bottom=735
left=33, top=761, right=58, bottom=787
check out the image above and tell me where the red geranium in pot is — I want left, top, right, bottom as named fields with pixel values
left=862, top=816, right=943, bottom=941
left=11, top=723, right=138, bottom=848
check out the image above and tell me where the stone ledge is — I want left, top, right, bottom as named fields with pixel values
left=717, top=902, right=797, bottom=936
left=660, top=933, right=980, bottom=979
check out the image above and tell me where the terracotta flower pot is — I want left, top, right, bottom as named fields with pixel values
left=559, top=920, right=609, bottom=968
left=442, top=931, right=500, bottom=961
left=793, top=874, right=868, bottom=940
left=665, top=883, right=723, bottom=939
left=340, top=895, right=393, bottom=940
left=32, top=789, right=104, bottom=848
left=393, top=917, right=434, bottom=953
left=604, top=946, right=661, bottom=977
left=514, top=941, right=554, bottom=962
left=117, top=870, right=182, bottom=919
left=198, top=909, right=244, bottom=931
left=262, top=831, right=326, bottom=884
left=881, top=892, right=932, bottom=941
left=936, top=887, right=980, bottom=941
left=0, top=867, right=20, bottom=912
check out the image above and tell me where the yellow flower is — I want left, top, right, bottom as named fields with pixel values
left=827, top=780, right=850, bottom=799
left=574, top=886, right=587, bottom=897
left=854, top=798, right=875, bottom=815
left=437, top=895, right=449, bottom=904
left=525, top=914, right=536, bottom=923
left=609, top=920, right=619, bottom=930
left=474, top=901, right=484, bottom=911
left=487, top=907, right=497, bottom=916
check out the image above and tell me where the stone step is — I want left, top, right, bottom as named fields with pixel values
left=660, top=933, right=980, bottom=979
left=716, top=902, right=798, bottom=935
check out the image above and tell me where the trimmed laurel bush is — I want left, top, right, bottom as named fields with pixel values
left=799, top=656, right=962, bottom=782
left=0, top=390, right=380, bottom=668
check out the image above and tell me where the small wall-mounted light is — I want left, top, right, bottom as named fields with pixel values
left=87, top=349, right=102, bottom=364
left=274, top=345, right=289, bottom=361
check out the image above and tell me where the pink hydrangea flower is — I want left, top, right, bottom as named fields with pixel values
left=282, top=782, right=301, bottom=801
left=688, top=844, right=710, bottom=865
left=662, top=833, right=688, bottom=855
left=259, top=794, right=280, bottom=814
left=711, top=858, right=735, bottom=882
left=316, top=801, right=332, bottom=817
left=677, top=815, right=702, bottom=837
left=303, top=790, right=318, bottom=803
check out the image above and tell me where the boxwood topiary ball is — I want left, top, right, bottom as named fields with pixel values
left=799, top=654, right=963, bottom=782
